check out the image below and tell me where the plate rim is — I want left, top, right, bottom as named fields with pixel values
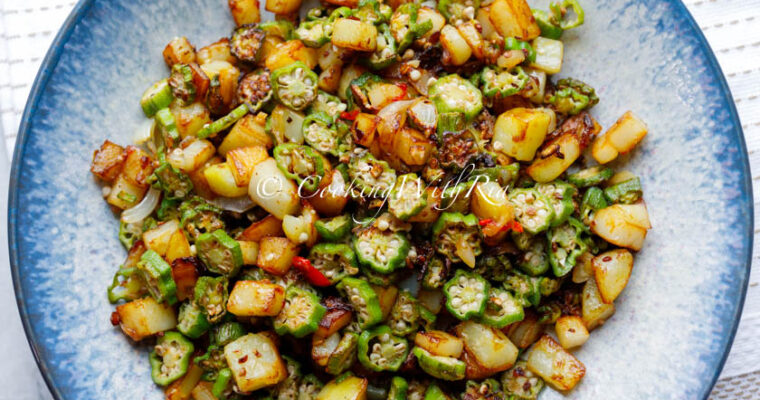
left=6, top=0, right=753, bottom=399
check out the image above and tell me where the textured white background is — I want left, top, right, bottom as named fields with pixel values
left=0, top=0, right=757, bottom=398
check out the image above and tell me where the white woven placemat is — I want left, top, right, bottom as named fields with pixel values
left=0, top=0, right=758, bottom=398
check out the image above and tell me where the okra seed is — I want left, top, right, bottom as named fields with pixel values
left=373, top=343, right=382, bottom=352
left=410, top=70, right=421, bottom=81
left=378, top=219, right=390, bottom=230
left=370, top=352, right=380, bottom=361
left=451, top=298, right=462, bottom=307
left=381, top=333, right=390, bottom=342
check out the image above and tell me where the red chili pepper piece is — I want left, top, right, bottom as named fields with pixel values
left=508, top=220, right=524, bottom=233
left=292, top=256, right=331, bottom=287
left=340, top=110, right=360, bottom=120
left=478, top=218, right=493, bottom=227
left=391, top=83, right=408, bottom=101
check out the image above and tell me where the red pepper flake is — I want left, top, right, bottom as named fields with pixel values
left=110, top=311, right=121, bottom=326
left=239, top=355, right=249, bottom=363
left=508, top=220, right=524, bottom=233
left=340, top=109, right=360, bottom=121
left=391, top=83, right=408, bottom=101
left=292, top=256, right=331, bottom=287
left=478, top=218, right=493, bottom=227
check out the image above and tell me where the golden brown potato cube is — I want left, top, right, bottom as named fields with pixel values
left=414, top=331, right=464, bottom=358
left=322, top=0, right=358, bottom=7
left=170, top=101, right=211, bottom=139
left=256, top=236, right=299, bottom=275
left=440, top=24, right=472, bottom=66
left=107, top=174, right=147, bottom=210
left=227, top=280, right=286, bottom=317
left=331, top=19, right=377, bottom=51
left=605, top=111, right=648, bottom=154
left=171, top=257, right=199, bottom=302
left=555, top=316, right=590, bottom=350
left=238, top=240, right=259, bottom=265
left=316, top=376, right=368, bottom=400
left=240, top=215, right=285, bottom=242
left=224, top=333, right=288, bottom=392
left=592, top=249, right=634, bottom=304
left=456, top=320, right=518, bottom=373
left=590, top=206, right=647, bottom=251
left=309, top=171, right=349, bottom=217
left=265, top=40, right=318, bottom=71
left=318, top=64, right=343, bottom=93
left=143, top=219, right=181, bottom=256
left=116, top=297, right=177, bottom=341
left=392, top=127, right=435, bottom=166
left=226, top=146, right=269, bottom=187
left=265, top=0, right=302, bottom=16
left=163, top=36, right=196, bottom=67
left=581, top=278, right=615, bottom=330
left=315, top=298, right=353, bottom=338
left=166, top=139, right=215, bottom=173
left=525, top=133, right=581, bottom=183
left=352, top=113, right=377, bottom=147
left=219, top=113, right=272, bottom=155
left=526, top=335, right=586, bottom=391
left=165, top=229, right=192, bottom=263
left=229, top=0, right=261, bottom=26
left=121, top=146, right=154, bottom=188
left=505, top=311, right=542, bottom=349
left=188, top=156, right=223, bottom=199
left=91, top=140, right=125, bottom=182
left=197, top=38, right=238, bottom=65
left=489, top=0, right=540, bottom=40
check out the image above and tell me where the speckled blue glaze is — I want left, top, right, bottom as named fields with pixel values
left=8, top=0, right=751, bottom=398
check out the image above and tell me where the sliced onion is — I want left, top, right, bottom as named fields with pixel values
left=408, top=98, right=438, bottom=133
left=455, top=236, right=476, bottom=268
left=133, top=118, right=155, bottom=145
left=207, top=195, right=255, bottom=213
left=121, top=188, right=160, bottom=224
left=376, top=99, right=414, bottom=148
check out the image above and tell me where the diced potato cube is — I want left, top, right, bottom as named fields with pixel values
left=163, top=37, right=196, bottom=67
left=505, top=312, right=543, bottom=349
left=373, top=285, right=399, bottom=320
left=309, top=170, right=350, bottom=217
left=197, top=38, right=237, bottom=65
left=240, top=215, right=285, bottom=242
left=471, top=181, right=514, bottom=223
left=316, top=376, right=368, bottom=400
left=352, top=113, right=377, bottom=147
left=526, top=335, right=586, bottom=391
left=440, top=24, right=472, bottom=66
left=256, top=236, right=299, bottom=275
left=414, top=331, right=464, bottom=358
left=238, top=240, right=259, bottom=265
left=269, top=105, right=305, bottom=145
left=315, top=302, right=353, bottom=338
left=582, top=279, right=615, bottom=330
left=614, top=202, right=652, bottom=229
left=226, top=146, right=269, bottom=187
left=248, top=158, right=300, bottom=219
left=457, top=21, right=485, bottom=59
left=392, top=127, right=435, bottom=167
left=219, top=113, right=272, bottom=155
left=456, top=321, right=518, bottom=373
left=224, top=333, right=288, bottom=392
left=122, top=146, right=154, bottom=188
left=312, top=332, right=341, bottom=367
left=530, top=37, right=563, bottom=74
left=204, top=163, right=249, bottom=198
left=143, top=219, right=181, bottom=256
left=116, top=297, right=177, bottom=341
left=229, top=0, right=261, bottom=26
left=337, top=64, right=367, bottom=101
left=592, top=249, right=634, bottom=304
left=107, top=174, right=147, bottom=210
left=555, top=316, right=590, bottom=349
left=493, top=108, right=556, bottom=162
left=167, top=139, right=216, bottom=173
left=591, top=206, right=647, bottom=251
left=171, top=257, right=199, bottom=302
left=165, top=229, right=192, bottom=263
left=605, top=111, right=648, bottom=153
left=91, top=140, right=125, bottom=182
left=265, top=0, right=301, bottom=14
left=170, top=102, right=212, bottom=139
left=227, top=280, right=286, bottom=317
left=606, top=170, right=637, bottom=186
left=488, top=0, right=540, bottom=40
left=526, top=132, right=581, bottom=182
left=592, top=135, right=618, bottom=164
left=318, top=64, right=343, bottom=93
left=282, top=203, right=319, bottom=246
left=265, top=40, right=318, bottom=71
left=571, top=252, right=594, bottom=284
left=418, top=7, right=446, bottom=38
left=366, top=83, right=404, bottom=110
left=188, top=156, right=222, bottom=199
left=477, top=7, right=500, bottom=41
left=331, top=19, right=377, bottom=52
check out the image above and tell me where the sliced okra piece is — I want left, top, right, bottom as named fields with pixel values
left=440, top=181, right=474, bottom=214
left=193, top=276, right=229, bottom=323
left=315, top=214, right=353, bottom=241
left=230, top=24, right=265, bottom=62
left=412, top=347, right=466, bottom=381
left=149, top=161, right=193, bottom=200
left=295, top=19, right=331, bottom=48
left=580, top=186, right=608, bottom=225
left=197, top=104, right=248, bottom=139
left=437, top=0, right=480, bottom=23
left=326, top=332, right=359, bottom=375
left=604, top=177, right=643, bottom=204
left=156, top=197, right=180, bottom=221
left=308, top=90, right=347, bottom=119
left=177, top=301, right=211, bottom=339
left=149, top=331, right=194, bottom=386
left=550, top=0, right=585, bottom=30
left=303, top=111, right=341, bottom=156
left=361, top=266, right=404, bottom=286
left=309, top=243, right=359, bottom=284
left=480, top=66, right=530, bottom=98
left=259, top=20, right=295, bottom=40
left=299, top=374, right=324, bottom=400
left=389, top=3, right=424, bottom=53
left=501, top=361, right=545, bottom=399
left=516, top=235, right=550, bottom=276
left=419, top=305, right=437, bottom=331
left=118, top=220, right=143, bottom=250
left=337, top=277, right=384, bottom=329
left=193, top=345, right=226, bottom=380
left=210, top=321, right=247, bottom=346
left=107, top=266, right=146, bottom=304
left=274, top=286, right=327, bottom=337
left=179, top=196, right=225, bottom=241
left=238, top=69, right=272, bottom=113
left=355, top=0, right=392, bottom=24
left=463, top=379, right=502, bottom=399
left=471, top=163, right=521, bottom=188
left=155, top=108, right=180, bottom=145
left=368, top=23, right=398, bottom=70
left=429, top=74, right=483, bottom=122
left=211, top=368, right=233, bottom=399
left=353, top=227, right=410, bottom=274
left=508, top=188, right=555, bottom=234
left=545, top=77, right=599, bottom=115
left=348, top=152, right=397, bottom=196
left=536, top=181, right=576, bottom=227
left=137, top=249, right=178, bottom=305
left=505, top=37, right=536, bottom=63
left=532, top=8, right=563, bottom=39
left=422, top=256, right=449, bottom=290
left=474, top=252, right=512, bottom=282
left=389, top=174, right=427, bottom=221
left=388, top=290, right=420, bottom=336
left=387, top=376, right=408, bottom=400
left=443, top=269, right=490, bottom=320
left=273, top=143, right=327, bottom=192
left=271, top=61, right=319, bottom=111
left=504, top=272, right=541, bottom=307
left=140, top=79, right=173, bottom=117
left=547, top=218, right=588, bottom=277
left=431, top=212, right=482, bottom=266
left=358, top=325, right=410, bottom=372
left=567, top=165, right=613, bottom=188
left=195, top=229, right=243, bottom=277
left=168, top=63, right=197, bottom=106
left=479, top=287, right=524, bottom=328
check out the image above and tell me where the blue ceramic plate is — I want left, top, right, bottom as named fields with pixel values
left=8, top=0, right=752, bottom=398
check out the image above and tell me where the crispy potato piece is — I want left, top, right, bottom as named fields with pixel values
left=91, top=140, right=125, bottom=182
